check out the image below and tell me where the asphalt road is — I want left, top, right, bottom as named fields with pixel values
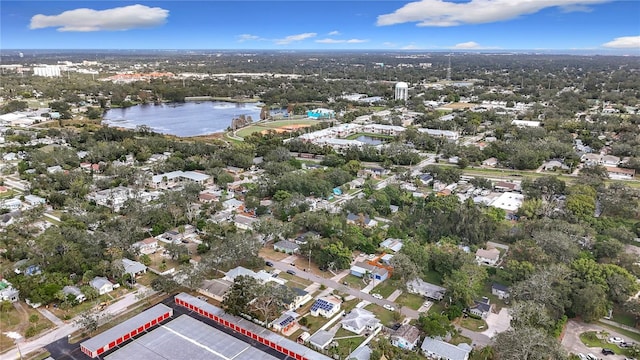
left=562, top=320, right=633, bottom=360
left=268, top=257, right=491, bottom=347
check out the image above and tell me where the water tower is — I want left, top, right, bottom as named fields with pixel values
left=394, top=82, right=408, bottom=102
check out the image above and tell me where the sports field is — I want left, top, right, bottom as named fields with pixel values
left=234, top=119, right=320, bottom=138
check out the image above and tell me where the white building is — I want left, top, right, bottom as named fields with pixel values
left=489, top=192, right=524, bottom=212
left=33, top=66, right=61, bottom=77
left=395, top=82, right=409, bottom=102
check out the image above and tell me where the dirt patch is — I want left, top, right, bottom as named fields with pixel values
left=260, top=124, right=312, bottom=134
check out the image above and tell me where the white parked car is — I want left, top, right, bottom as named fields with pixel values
left=609, top=337, right=625, bottom=344
left=383, top=304, right=395, bottom=311
left=372, top=293, right=383, bottom=300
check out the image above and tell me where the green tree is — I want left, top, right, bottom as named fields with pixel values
left=417, top=312, right=454, bottom=337
left=443, top=263, right=487, bottom=306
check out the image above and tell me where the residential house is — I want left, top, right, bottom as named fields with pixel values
left=493, top=181, right=518, bottom=192
left=62, top=285, right=86, bottom=303
left=581, top=153, right=602, bottom=165
left=282, top=287, right=313, bottom=311
left=23, top=194, right=46, bottom=207
left=606, top=166, right=635, bottom=180
left=542, top=160, right=570, bottom=171
left=348, top=345, right=372, bottom=360
left=418, top=173, right=434, bottom=185
left=149, top=170, right=211, bottom=189
left=421, top=337, right=472, bottom=360
left=90, top=277, right=114, bottom=295
left=295, top=231, right=319, bottom=245
left=274, top=240, right=300, bottom=254
left=131, top=237, right=159, bottom=255
left=482, top=158, right=498, bottom=167
left=406, top=278, right=447, bottom=301
left=341, top=308, right=381, bottom=335
left=224, top=266, right=285, bottom=285
left=380, top=238, right=404, bottom=253
left=1, top=198, right=22, bottom=211
left=0, top=279, right=19, bottom=302
left=350, top=262, right=389, bottom=282
left=119, top=258, right=147, bottom=277
left=310, top=296, right=341, bottom=318
left=601, top=155, right=621, bottom=166
left=198, top=279, right=232, bottom=302
left=234, top=214, right=258, bottom=231
left=223, top=198, right=243, bottom=211
left=308, top=330, right=334, bottom=350
left=391, top=324, right=421, bottom=350
left=475, top=248, right=500, bottom=266
left=271, top=311, right=299, bottom=334
left=198, top=192, right=218, bottom=203
left=491, top=283, right=510, bottom=300
left=46, top=165, right=63, bottom=174
left=469, top=297, right=491, bottom=319
left=346, top=213, right=378, bottom=228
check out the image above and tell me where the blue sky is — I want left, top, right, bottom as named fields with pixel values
left=1, top=1, right=639, bottom=53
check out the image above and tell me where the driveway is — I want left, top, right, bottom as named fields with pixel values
left=481, top=308, right=511, bottom=337
left=562, top=319, right=631, bottom=360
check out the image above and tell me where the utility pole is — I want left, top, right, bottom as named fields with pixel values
left=308, top=249, right=311, bottom=272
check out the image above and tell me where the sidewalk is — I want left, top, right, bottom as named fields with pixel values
left=37, top=308, right=65, bottom=327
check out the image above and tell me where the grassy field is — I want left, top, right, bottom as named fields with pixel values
left=344, top=132, right=393, bottom=140
left=364, top=303, right=402, bottom=326
left=395, top=293, right=425, bottom=310
left=596, top=321, right=640, bottom=342
left=342, top=274, right=367, bottom=290
left=458, top=316, right=488, bottom=332
left=235, top=119, right=321, bottom=138
left=371, top=280, right=401, bottom=298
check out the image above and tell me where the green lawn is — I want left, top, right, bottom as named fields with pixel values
left=372, top=280, right=400, bottom=298
left=364, top=303, right=402, bottom=326
left=428, top=301, right=446, bottom=315
left=342, top=274, right=367, bottom=290
left=277, top=272, right=313, bottom=288
left=596, top=321, right=640, bottom=343
left=396, top=293, right=425, bottom=311
left=611, top=306, right=637, bottom=328
left=459, top=317, right=488, bottom=332
left=449, top=333, right=473, bottom=345
left=235, top=119, right=321, bottom=138
left=423, top=270, right=444, bottom=285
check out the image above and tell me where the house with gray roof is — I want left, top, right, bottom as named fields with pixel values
left=308, top=330, right=334, bottom=350
left=341, top=308, right=380, bottom=335
left=421, top=337, right=471, bottom=360
left=274, top=240, right=300, bottom=254
left=119, top=258, right=147, bottom=277
left=90, top=276, right=114, bottom=295
left=391, top=324, right=421, bottom=350
left=406, top=278, right=447, bottom=301
left=62, top=285, right=86, bottom=303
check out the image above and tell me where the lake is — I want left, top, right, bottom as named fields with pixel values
left=102, top=101, right=263, bottom=137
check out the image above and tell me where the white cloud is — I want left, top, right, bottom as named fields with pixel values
left=401, top=44, right=422, bottom=50
left=30, top=4, right=168, bottom=32
left=316, top=38, right=368, bottom=44
left=602, top=35, right=640, bottom=49
left=453, top=41, right=481, bottom=49
left=275, top=32, right=317, bottom=45
left=328, top=30, right=340, bottom=36
left=237, top=34, right=262, bottom=42
left=376, top=0, right=610, bottom=27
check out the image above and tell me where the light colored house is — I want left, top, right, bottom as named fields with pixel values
left=391, top=324, right=421, bottom=350
left=406, top=278, right=447, bottom=301
left=1, top=198, right=22, bottom=211
left=149, top=170, right=211, bottom=188
left=308, top=330, right=334, bottom=350
left=346, top=213, right=378, bottom=228
left=421, top=337, right=471, bottom=360
left=284, top=287, right=313, bottom=311
left=132, top=237, right=158, bottom=255
left=469, top=297, right=491, bottom=318
left=90, top=277, right=114, bottom=295
left=274, top=240, right=300, bottom=254
left=62, top=285, right=86, bottom=303
left=310, top=296, right=341, bottom=318
left=380, top=238, right=404, bottom=253
left=482, top=157, right=498, bottom=167
left=491, top=283, right=510, bottom=300
left=271, top=311, right=299, bottom=334
left=234, top=214, right=258, bottom=230
left=198, top=279, right=232, bottom=302
left=341, top=308, right=381, bottom=335
left=119, top=258, right=147, bottom=277
left=23, top=194, right=46, bottom=206
left=606, top=166, right=635, bottom=180
left=224, top=266, right=285, bottom=285
left=475, top=248, right=500, bottom=266
left=350, top=262, right=389, bottom=282
left=0, top=279, right=19, bottom=302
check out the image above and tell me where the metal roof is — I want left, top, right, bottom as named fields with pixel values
left=81, top=304, right=172, bottom=353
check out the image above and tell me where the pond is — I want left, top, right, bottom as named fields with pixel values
left=102, top=101, right=263, bottom=137
left=354, top=135, right=387, bottom=145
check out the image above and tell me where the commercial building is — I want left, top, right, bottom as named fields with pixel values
left=80, top=304, right=173, bottom=358
left=395, top=82, right=409, bottom=102
left=174, top=292, right=331, bottom=360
